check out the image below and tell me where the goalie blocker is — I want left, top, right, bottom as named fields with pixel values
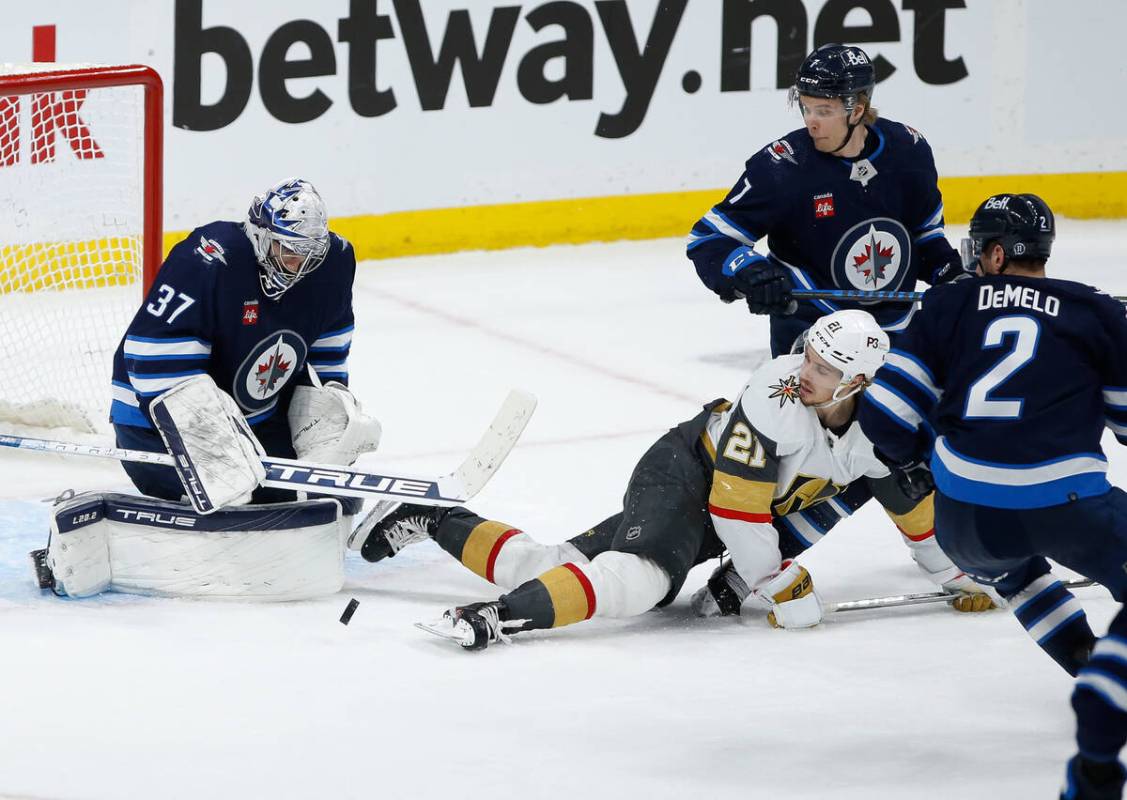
left=33, top=492, right=349, bottom=600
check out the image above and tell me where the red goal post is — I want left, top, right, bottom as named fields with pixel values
left=0, top=64, right=164, bottom=432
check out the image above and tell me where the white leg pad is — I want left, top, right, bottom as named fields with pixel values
left=490, top=535, right=589, bottom=589
left=47, top=499, right=112, bottom=598
left=45, top=493, right=347, bottom=600
left=582, top=551, right=671, bottom=619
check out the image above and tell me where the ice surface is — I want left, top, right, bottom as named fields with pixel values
left=1, top=222, right=1125, bottom=799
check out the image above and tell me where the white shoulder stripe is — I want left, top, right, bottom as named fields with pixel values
left=867, top=383, right=923, bottom=428
left=884, top=353, right=941, bottom=400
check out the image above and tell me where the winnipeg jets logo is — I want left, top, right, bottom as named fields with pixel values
left=851, top=226, right=897, bottom=287
left=255, top=341, right=292, bottom=396
left=831, top=218, right=911, bottom=296
left=768, top=375, right=801, bottom=407
left=233, top=330, right=308, bottom=412
left=194, top=237, right=227, bottom=265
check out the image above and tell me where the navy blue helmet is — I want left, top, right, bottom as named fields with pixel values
left=964, top=193, right=1055, bottom=268
left=792, top=44, right=876, bottom=105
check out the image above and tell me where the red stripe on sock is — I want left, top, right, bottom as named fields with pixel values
left=485, top=528, right=521, bottom=584
left=900, top=527, right=935, bottom=542
left=561, top=562, right=597, bottom=619
left=708, top=504, right=773, bottom=523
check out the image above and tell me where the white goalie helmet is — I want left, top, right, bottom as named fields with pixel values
left=245, top=178, right=330, bottom=299
left=805, top=309, right=889, bottom=395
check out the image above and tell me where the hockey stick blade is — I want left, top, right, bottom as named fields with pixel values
left=0, top=389, right=536, bottom=508
left=828, top=577, right=1097, bottom=614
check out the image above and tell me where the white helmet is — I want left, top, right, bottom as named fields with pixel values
left=805, top=309, right=889, bottom=403
left=244, top=178, right=330, bottom=299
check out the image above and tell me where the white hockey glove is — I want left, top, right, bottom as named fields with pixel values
left=288, top=382, right=381, bottom=466
left=742, top=560, right=824, bottom=629
left=149, top=374, right=266, bottom=514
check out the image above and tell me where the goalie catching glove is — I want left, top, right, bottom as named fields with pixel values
left=149, top=374, right=266, bottom=514
left=288, top=381, right=381, bottom=466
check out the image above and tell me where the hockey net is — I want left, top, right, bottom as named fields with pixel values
left=0, top=63, right=162, bottom=434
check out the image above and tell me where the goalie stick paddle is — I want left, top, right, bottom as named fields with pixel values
left=792, top=288, right=1127, bottom=304
left=0, top=389, right=537, bottom=509
left=828, top=577, right=1097, bottom=615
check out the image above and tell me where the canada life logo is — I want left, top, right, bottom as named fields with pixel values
left=0, top=25, right=103, bottom=167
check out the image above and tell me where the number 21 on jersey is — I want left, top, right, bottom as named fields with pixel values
left=964, top=315, right=1041, bottom=419
left=722, top=421, right=767, bottom=467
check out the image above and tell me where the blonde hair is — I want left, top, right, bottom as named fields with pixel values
left=856, top=91, right=878, bottom=125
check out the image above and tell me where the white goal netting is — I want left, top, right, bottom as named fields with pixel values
left=0, top=63, right=154, bottom=434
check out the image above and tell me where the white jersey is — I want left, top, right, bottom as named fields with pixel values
left=699, top=354, right=892, bottom=588
left=704, top=354, right=889, bottom=511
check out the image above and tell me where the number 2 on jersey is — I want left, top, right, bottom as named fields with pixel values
left=146, top=284, right=196, bottom=324
left=963, top=315, right=1040, bottom=419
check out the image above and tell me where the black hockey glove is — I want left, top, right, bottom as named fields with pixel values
left=731, top=261, right=797, bottom=316
left=932, top=253, right=977, bottom=285
left=875, top=448, right=935, bottom=502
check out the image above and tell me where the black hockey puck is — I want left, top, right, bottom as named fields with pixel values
left=339, top=598, right=359, bottom=625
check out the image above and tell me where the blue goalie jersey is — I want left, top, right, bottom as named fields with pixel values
left=110, top=221, right=356, bottom=431
left=858, top=274, right=1127, bottom=509
left=687, top=117, right=960, bottom=331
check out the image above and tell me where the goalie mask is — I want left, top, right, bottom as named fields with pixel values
left=245, top=178, right=330, bottom=300
left=805, top=309, right=889, bottom=405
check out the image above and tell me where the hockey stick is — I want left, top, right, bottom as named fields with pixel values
left=0, top=389, right=537, bottom=507
left=792, top=288, right=1127, bottom=304
left=828, top=577, right=1097, bottom=614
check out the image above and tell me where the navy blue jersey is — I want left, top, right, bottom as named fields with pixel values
left=687, top=117, right=961, bottom=331
left=858, top=274, right=1127, bottom=509
left=110, top=221, right=356, bottom=430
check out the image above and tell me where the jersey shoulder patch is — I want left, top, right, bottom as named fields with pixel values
left=737, top=354, right=817, bottom=454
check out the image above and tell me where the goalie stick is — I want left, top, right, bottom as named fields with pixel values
left=0, top=389, right=537, bottom=509
left=828, top=577, right=1097, bottom=615
left=792, top=288, right=1127, bottom=304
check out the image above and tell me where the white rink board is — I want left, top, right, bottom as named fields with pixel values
left=0, top=221, right=1124, bottom=799
left=0, top=1, right=1125, bottom=228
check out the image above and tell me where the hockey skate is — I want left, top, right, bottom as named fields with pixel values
left=415, top=601, right=517, bottom=651
left=357, top=503, right=445, bottom=563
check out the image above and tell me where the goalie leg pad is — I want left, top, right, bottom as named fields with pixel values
left=149, top=374, right=266, bottom=514
left=45, top=493, right=113, bottom=598
left=41, top=493, right=347, bottom=600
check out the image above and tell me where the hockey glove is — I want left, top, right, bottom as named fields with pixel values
left=289, top=381, right=381, bottom=466
left=724, top=248, right=797, bottom=316
left=690, top=560, right=751, bottom=617
left=875, top=448, right=935, bottom=502
left=932, top=253, right=977, bottom=284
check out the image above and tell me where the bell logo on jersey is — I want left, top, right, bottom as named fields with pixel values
left=233, top=330, right=308, bottom=412
left=242, top=300, right=259, bottom=326
left=813, top=192, right=835, bottom=219
left=831, top=218, right=912, bottom=294
left=195, top=237, right=227, bottom=265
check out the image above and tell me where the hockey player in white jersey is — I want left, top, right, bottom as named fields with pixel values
left=359, top=310, right=992, bottom=649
